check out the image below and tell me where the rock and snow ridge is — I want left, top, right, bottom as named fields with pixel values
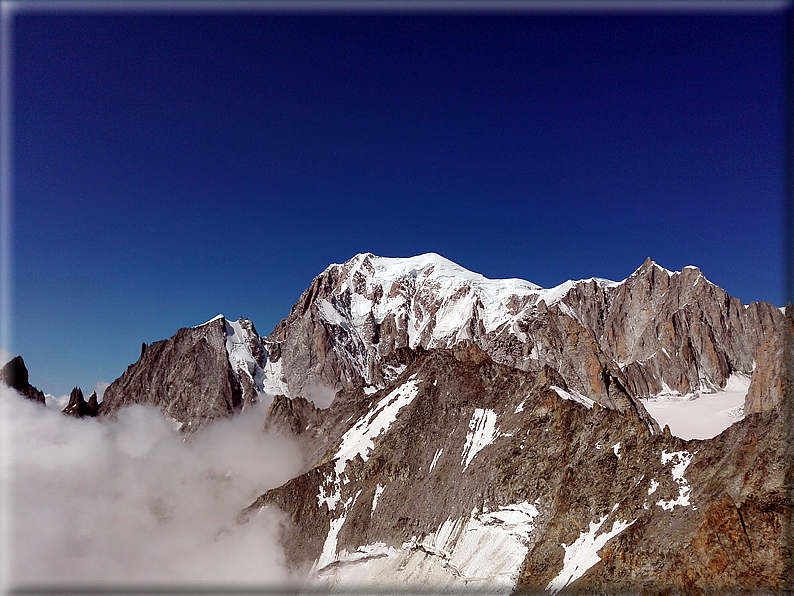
left=57, top=252, right=789, bottom=593
left=319, top=251, right=610, bottom=342
left=247, top=339, right=788, bottom=594
left=264, top=253, right=783, bottom=421
left=99, top=314, right=268, bottom=431
left=106, top=253, right=784, bottom=440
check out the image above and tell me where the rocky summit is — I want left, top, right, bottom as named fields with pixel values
left=2, top=355, right=46, bottom=404
left=264, top=254, right=781, bottom=411
left=55, top=253, right=791, bottom=593
left=99, top=315, right=268, bottom=433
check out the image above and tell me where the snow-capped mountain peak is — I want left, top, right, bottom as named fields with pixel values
left=330, top=252, right=541, bottom=290
left=73, top=252, right=789, bottom=594
left=266, top=253, right=782, bottom=416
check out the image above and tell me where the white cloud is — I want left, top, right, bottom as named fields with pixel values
left=1, top=386, right=305, bottom=588
left=91, top=381, right=111, bottom=401
left=302, top=384, right=338, bottom=409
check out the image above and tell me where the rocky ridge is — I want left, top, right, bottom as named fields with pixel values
left=62, top=386, right=99, bottom=417
left=264, top=254, right=782, bottom=414
left=64, top=253, right=789, bottom=592
left=99, top=315, right=268, bottom=432
left=245, top=342, right=789, bottom=594
left=92, top=254, right=784, bottom=432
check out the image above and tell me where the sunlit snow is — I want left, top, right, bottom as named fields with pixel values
left=194, top=313, right=225, bottom=327
left=640, top=373, right=750, bottom=439
left=551, top=386, right=595, bottom=409
left=657, top=450, right=694, bottom=511
left=546, top=513, right=636, bottom=595
left=319, top=253, right=621, bottom=356
left=429, top=448, right=443, bottom=473
left=334, top=379, right=421, bottom=475
left=461, top=408, right=498, bottom=471
left=314, top=490, right=361, bottom=572
left=316, top=501, right=540, bottom=593
left=317, top=472, right=342, bottom=511
left=371, top=484, right=386, bottom=515
left=224, top=319, right=265, bottom=397
left=261, top=356, right=289, bottom=397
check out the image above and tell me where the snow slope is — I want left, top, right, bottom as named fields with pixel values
left=316, top=501, right=540, bottom=594
left=640, top=374, right=750, bottom=440
left=323, top=252, right=618, bottom=349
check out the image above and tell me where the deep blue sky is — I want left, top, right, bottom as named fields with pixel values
left=9, top=5, right=787, bottom=396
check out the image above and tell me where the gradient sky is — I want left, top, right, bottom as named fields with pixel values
left=8, top=3, right=788, bottom=397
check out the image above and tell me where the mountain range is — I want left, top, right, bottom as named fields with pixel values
left=6, top=253, right=791, bottom=594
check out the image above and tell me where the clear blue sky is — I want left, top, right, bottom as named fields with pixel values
left=8, top=3, right=788, bottom=397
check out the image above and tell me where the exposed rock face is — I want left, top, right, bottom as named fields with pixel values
left=98, top=254, right=784, bottom=434
left=244, top=345, right=788, bottom=594
left=744, top=303, right=794, bottom=415
left=99, top=315, right=267, bottom=432
left=264, top=254, right=783, bottom=410
left=591, top=259, right=781, bottom=398
left=1, top=355, right=46, bottom=404
left=62, top=387, right=98, bottom=417
left=263, top=395, right=325, bottom=463
left=87, top=390, right=99, bottom=413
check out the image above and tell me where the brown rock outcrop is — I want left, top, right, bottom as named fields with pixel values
left=745, top=303, right=794, bottom=415
left=244, top=346, right=787, bottom=593
left=99, top=316, right=258, bottom=432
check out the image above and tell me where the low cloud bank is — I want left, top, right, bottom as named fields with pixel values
left=302, top=384, right=338, bottom=409
left=2, top=387, right=304, bottom=587
left=92, top=380, right=111, bottom=400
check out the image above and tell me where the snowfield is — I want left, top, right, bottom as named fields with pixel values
left=640, top=373, right=750, bottom=440
left=315, top=502, right=540, bottom=594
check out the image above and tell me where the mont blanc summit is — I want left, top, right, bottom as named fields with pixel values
left=264, top=253, right=781, bottom=421
left=6, top=253, right=790, bottom=593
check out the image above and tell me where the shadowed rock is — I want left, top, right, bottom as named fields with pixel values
left=745, top=302, right=794, bottom=415
left=62, top=386, right=97, bottom=417
left=1, top=355, right=46, bottom=404
left=98, top=316, right=263, bottom=433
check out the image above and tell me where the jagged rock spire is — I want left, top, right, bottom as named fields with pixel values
left=1, top=355, right=46, bottom=404
left=87, top=391, right=99, bottom=416
left=62, top=386, right=98, bottom=418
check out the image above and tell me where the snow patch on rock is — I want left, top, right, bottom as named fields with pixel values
left=317, top=500, right=539, bottom=592
left=429, top=448, right=443, bottom=473
left=551, top=386, right=595, bottom=409
left=224, top=318, right=265, bottom=395
left=334, top=379, right=421, bottom=475
left=317, top=472, right=342, bottom=512
left=461, top=408, right=498, bottom=471
left=314, top=490, right=362, bottom=572
left=657, top=450, right=694, bottom=511
left=546, top=513, right=636, bottom=594
left=371, top=484, right=386, bottom=515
